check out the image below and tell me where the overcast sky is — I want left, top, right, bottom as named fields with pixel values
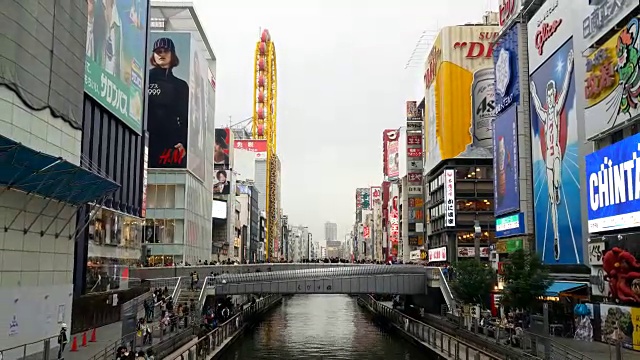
left=195, top=0, right=499, bottom=244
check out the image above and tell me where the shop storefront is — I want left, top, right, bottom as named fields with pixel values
left=87, top=208, right=143, bottom=265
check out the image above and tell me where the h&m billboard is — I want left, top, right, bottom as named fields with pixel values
left=147, top=31, right=209, bottom=182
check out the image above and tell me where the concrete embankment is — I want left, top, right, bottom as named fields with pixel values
left=165, top=295, right=283, bottom=360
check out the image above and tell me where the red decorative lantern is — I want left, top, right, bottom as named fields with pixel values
left=258, top=75, right=265, bottom=87
left=258, top=58, right=266, bottom=71
left=257, top=105, right=266, bottom=119
left=258, top=91, right=265, bottom=103
left=257, top=123, right=265, bottom=136
left=261, top=29, right=270, bottom=42
left=259, top=42, right=267, bottom=55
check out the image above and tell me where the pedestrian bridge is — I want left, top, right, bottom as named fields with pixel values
left=131, top=262, right=362, bottom=280
left=203, top=265, right=450, bottom=297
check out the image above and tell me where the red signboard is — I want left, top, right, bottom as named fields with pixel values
left=234, top=139, right=267, bottom=152
left=407, top=135, right=422, bottom=145
left=407, top=148, right=423, bottom=158
left=535, top=19, right=562, bottom=56
left=408, top=173, right=423, bottom=183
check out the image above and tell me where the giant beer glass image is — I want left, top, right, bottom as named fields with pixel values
left=470, top=68, right=496, bottom=150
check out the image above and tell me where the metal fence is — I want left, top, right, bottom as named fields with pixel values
left=165, top=295, right=282, bottom=360
left=359, top=295, right=516, bottom=360
left=439, top=311, right=595, bottom=360
left=0, top=335, right=58, bottom=360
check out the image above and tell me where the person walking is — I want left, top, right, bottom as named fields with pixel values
left=56, top=323, right=68, bottom=360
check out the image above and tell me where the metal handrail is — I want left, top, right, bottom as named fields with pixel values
left=87, top=312, right=202, bottom=360
left=197, top=276, right=210, bottom=315
left=0, top=335, right=57, bottom=360
left=522, top=331, right=596, bottom=360
left=360, top=295, right=528, bottom=360
left=166, top=295, right=282, bottom=360
left=170, top=276, right=182, bottom=301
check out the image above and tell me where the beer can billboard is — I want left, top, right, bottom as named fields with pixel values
left=424, top=25, right=499, bottom=174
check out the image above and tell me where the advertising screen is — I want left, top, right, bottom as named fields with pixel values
left=529, top=38, right=583, bottom=265
left=214, top=128, right=231, bottom=170
left=187, top=43, right=208, bottom=181
left=492, top=104, right=519, bottom=216
left=586, top=132, right=640, bottom=233
left=383, top=129, right=400, bottom=179
left=147, top=31, right=192, bottom=169
left=213, top=169, right=231, bottom=195
left=85, top=0, right=149, bottom=134
left=212, top=200, right=227, bottom=219
left=424, top=25, right=498, bottom=173
left=584, top=18, right=640, bottom=139
left=493, top=23, right=520, bottom=115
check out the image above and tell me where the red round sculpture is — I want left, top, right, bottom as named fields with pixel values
left=259, top=42, right=267, bottom=55
left=258, top=75, right=265, bottom=87
left=258, top=91, right=265, bottom=103
left=257, top=123, right=265, bottom=136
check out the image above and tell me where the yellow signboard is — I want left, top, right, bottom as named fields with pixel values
left=424, top=25, right=499, bottom=173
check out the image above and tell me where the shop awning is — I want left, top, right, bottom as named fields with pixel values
left=544, top=281, right=588, bottom=297
left=0, top=134, right=119, bottom=205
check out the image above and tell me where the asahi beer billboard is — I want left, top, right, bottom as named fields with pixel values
left=424, top=25, right=499, bottom=173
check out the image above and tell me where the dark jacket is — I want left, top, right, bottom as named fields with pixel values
left=148, top=67, right=189, bottom=168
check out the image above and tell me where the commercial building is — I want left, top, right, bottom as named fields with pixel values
left=522, top=0, right=640, bottom=312
left=281, top=214, right=290, bottom=261
left=142, top=2, right=217, bottom=266
left=326, top=241, right=343, bottom=259
left=422, top=13, right=499, bottom=265
left=324, top=222, right=338, bottom=242
left=0, top=0, right=125, bottom=353
left=237, top=181, right=260, bottom=263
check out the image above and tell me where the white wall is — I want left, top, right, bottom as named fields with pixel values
left=0, top=88, right=79, bottom=355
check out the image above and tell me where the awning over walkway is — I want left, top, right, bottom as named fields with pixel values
left=0, top=134, right=119, bottom=205
left=544, top=281, right=588, bottom=297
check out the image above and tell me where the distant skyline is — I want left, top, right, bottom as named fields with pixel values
left=197, top=0, right=500, bottom=244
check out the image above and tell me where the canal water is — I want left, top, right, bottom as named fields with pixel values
left=219, top=294, right=430, bottom=359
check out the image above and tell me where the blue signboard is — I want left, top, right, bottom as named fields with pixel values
left=530, top=38, right=583, bottom=265
left=492, top=104, right=520, bottom=216
left=493, top=23, right=521, bottom=114
left=585, top=132, right=640, bottom=233
left=496, top=213, right=525, bottom=238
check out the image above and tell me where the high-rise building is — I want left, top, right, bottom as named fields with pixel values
left=324, top=221, right=338, bottom=242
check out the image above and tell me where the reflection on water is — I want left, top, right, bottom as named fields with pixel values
left=220, top=295, right=431, bottom=360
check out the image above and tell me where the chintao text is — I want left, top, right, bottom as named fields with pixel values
left=589, top=144, right=640, bottom=211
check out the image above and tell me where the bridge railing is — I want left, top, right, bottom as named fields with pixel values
left=207, top=265, right=426, bottom=285
left=359, top=295, right=528, bottom=360
left=165, top=295, right=282, bottom=360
